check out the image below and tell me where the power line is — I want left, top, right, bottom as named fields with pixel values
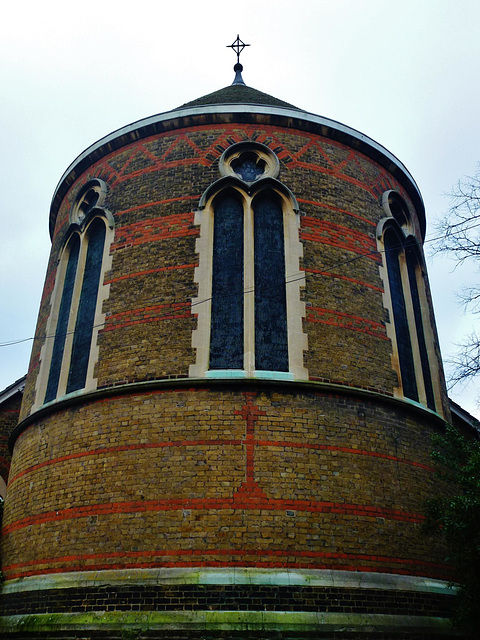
left=0, top=220, right=477, bottom=349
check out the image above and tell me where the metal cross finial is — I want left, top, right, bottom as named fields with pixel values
left=227, top=34, right=250, bottom=64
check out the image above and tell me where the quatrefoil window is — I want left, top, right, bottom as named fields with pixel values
left=219, top=142, right=280, bottom=182
left=231, top=152, right=266, bottom=181
left=71, top=179, right=107, bottom=226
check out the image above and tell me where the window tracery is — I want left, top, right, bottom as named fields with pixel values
left=35, top=181, right=113, bottom=408
left=190, top=145, right=307, bottom=380
left=379, top=191, right=439, bottom=412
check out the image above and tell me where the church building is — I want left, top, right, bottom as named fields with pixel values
left=0, top=40, right=467, bottom=638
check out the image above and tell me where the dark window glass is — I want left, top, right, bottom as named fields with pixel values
left=385, top=230, right=418, bottom=401
left=232, top=153, right=265, bottom=182
left=406, top=247, right=435, bottom=410
left=44, top=235, right=80, bottom=403
left=210, top=193, right=244, bottom=369
left=253, top=193, right=288, bottom=371
left=66, top=219, right=106, bottom=393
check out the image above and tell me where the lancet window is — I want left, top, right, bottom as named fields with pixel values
left=190, top=143, right=307, bottom=380
left=37, top=180, right=113, bottom=406
left=380, top=191, right=438, bottom=411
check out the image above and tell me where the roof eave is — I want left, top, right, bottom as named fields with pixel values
left=49, top=103, right=426, bottom=240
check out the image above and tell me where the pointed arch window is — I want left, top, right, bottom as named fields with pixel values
left=44, top=234, right=80, bottom=403
left=380, top=191, right=438, bottom=411
left=36, top=181, right=113, bottom=407
left=66, top=218, right=107, bottom=393
left=253, top=192, right=289, bottom=372
left=209, top=191, right=244, bottom=370
left=191, top=143, right=307, bottom=381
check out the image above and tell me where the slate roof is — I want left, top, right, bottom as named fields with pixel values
left=179, top=84, right=299, bottom=110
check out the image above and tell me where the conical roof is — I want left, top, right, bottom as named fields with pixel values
left=179, top=84, right=299, bottom=110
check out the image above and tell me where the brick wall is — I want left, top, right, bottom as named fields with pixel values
left=4, top=386, right=450, bottom=582
left=19, top=122, right=447, bottom=419
left=3, top=118, right=453, bottom=637
left=0, top=392, right=22, bottom=491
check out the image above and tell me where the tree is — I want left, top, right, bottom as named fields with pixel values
left=434, top=167, right=480, bottom=390
left=424, top=424, right=480, bottom=637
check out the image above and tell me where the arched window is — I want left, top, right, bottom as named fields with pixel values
left=44, top=234, right=80, bottom=403
left=209, top=191, right=244, bottom=370
left=380, top=192, right=438, bottom=411
left=253, top=192, right=288, bottom=372
left=66, top=219, right=106, bottom=393
left=208, top=189, right=289, bottom=373
left=36, top=181, right=113, bottom=408
left=191, top=143, right=307, bottom=381
left=384, top=227, right=418, bottom=402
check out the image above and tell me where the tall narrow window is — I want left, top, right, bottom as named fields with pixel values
left=44, top=235, right=80, bottom=403
left=405, top=244, right=435, bottom=410
left=380, top=190, right=438, bottom=411
left=208, top=190, right=289, bottom=373
left=253, top=193, right=288, bottom=371
left=66, top=219, right=106, bottom=393
left=190, top=143, right=307, bottom=381
left=384, top=228, right=418, bottom=402
left=36, top=180, right=112, bottom=409
left=210, top=192, right=244, bottom=370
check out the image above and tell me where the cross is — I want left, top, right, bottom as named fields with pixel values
left=233, top=393, right=267, bottom=495
left=227, top=34, right=250, bottom=65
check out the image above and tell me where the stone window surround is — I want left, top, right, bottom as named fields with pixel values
left=377, top=192, right=443, bottom=415
left=33, top=184, right=114, bottom=411
left=218, top=141, right=280, bottom=182
left=190, top=167, right=307, bottom=381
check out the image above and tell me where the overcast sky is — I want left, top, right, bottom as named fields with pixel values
left=1, top=0, right=480, bottom=416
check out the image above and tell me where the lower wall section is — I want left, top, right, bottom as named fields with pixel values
left=0, top=568, right=459, bottom=638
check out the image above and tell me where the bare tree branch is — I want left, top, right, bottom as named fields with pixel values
left=433, top=166, right=480, bottom=391
left=445, top=332, right=480, bottom=390
left=434, top=167, right=480, bottom=266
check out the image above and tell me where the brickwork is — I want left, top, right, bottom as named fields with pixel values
left=19, top=122, right=446, bottom=420
left=0, top=392, right=22, bottom=490
left=3, top=387, right=450, bottom=582
left=4, top=110, right=454, bottom=638
left=0, top=584, right=454, bottom=617
left=0, top=632, right=461, bottom=640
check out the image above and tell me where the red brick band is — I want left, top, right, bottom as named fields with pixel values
left=297, top=198, right=376, bottom=227
left=2, top=548, right=453, bottom=582
left=2, top=497, right=424, bottom=536
left=111, top=212, right=198, bottom=251
left=102, top=302, right=191, bottom=331
left=115, top=196, right=200, bottom=217
left=105, top=263, right=197, bottom=285
left=300, top=217, right=380, bottom=261
left=7, top=437, right=432, bottom=489
left=303, top=268, right=384, bottom=293
left=306, top=307, right=388, bottom=340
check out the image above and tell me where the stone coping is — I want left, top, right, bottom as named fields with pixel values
left=1, top=567, right=455, bottom=596
left=11, top=377, right=445, bottom=451
left=48, top=103, right=425, bottom=239
left=0, top=611, right=455, bottom=634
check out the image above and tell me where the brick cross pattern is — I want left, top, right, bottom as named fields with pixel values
left=233, top=392, right=267, bottom=500
left=60, top=124, right=402, bottom=224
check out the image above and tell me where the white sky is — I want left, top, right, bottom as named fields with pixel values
left=1, top=0, right=480, bottom=417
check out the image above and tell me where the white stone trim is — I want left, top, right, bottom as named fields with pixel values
left=33, top=216, right=113, bottom=411
left=1, top=567, right=455, bottom=595
left=0, top=611, right=453, bottom=634
left=190, top=184, right=307, bottom=380
left=376, top=218, right=444, bottom=417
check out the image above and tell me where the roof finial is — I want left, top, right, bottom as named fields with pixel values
left=227, top=34, right=250, bottom=86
